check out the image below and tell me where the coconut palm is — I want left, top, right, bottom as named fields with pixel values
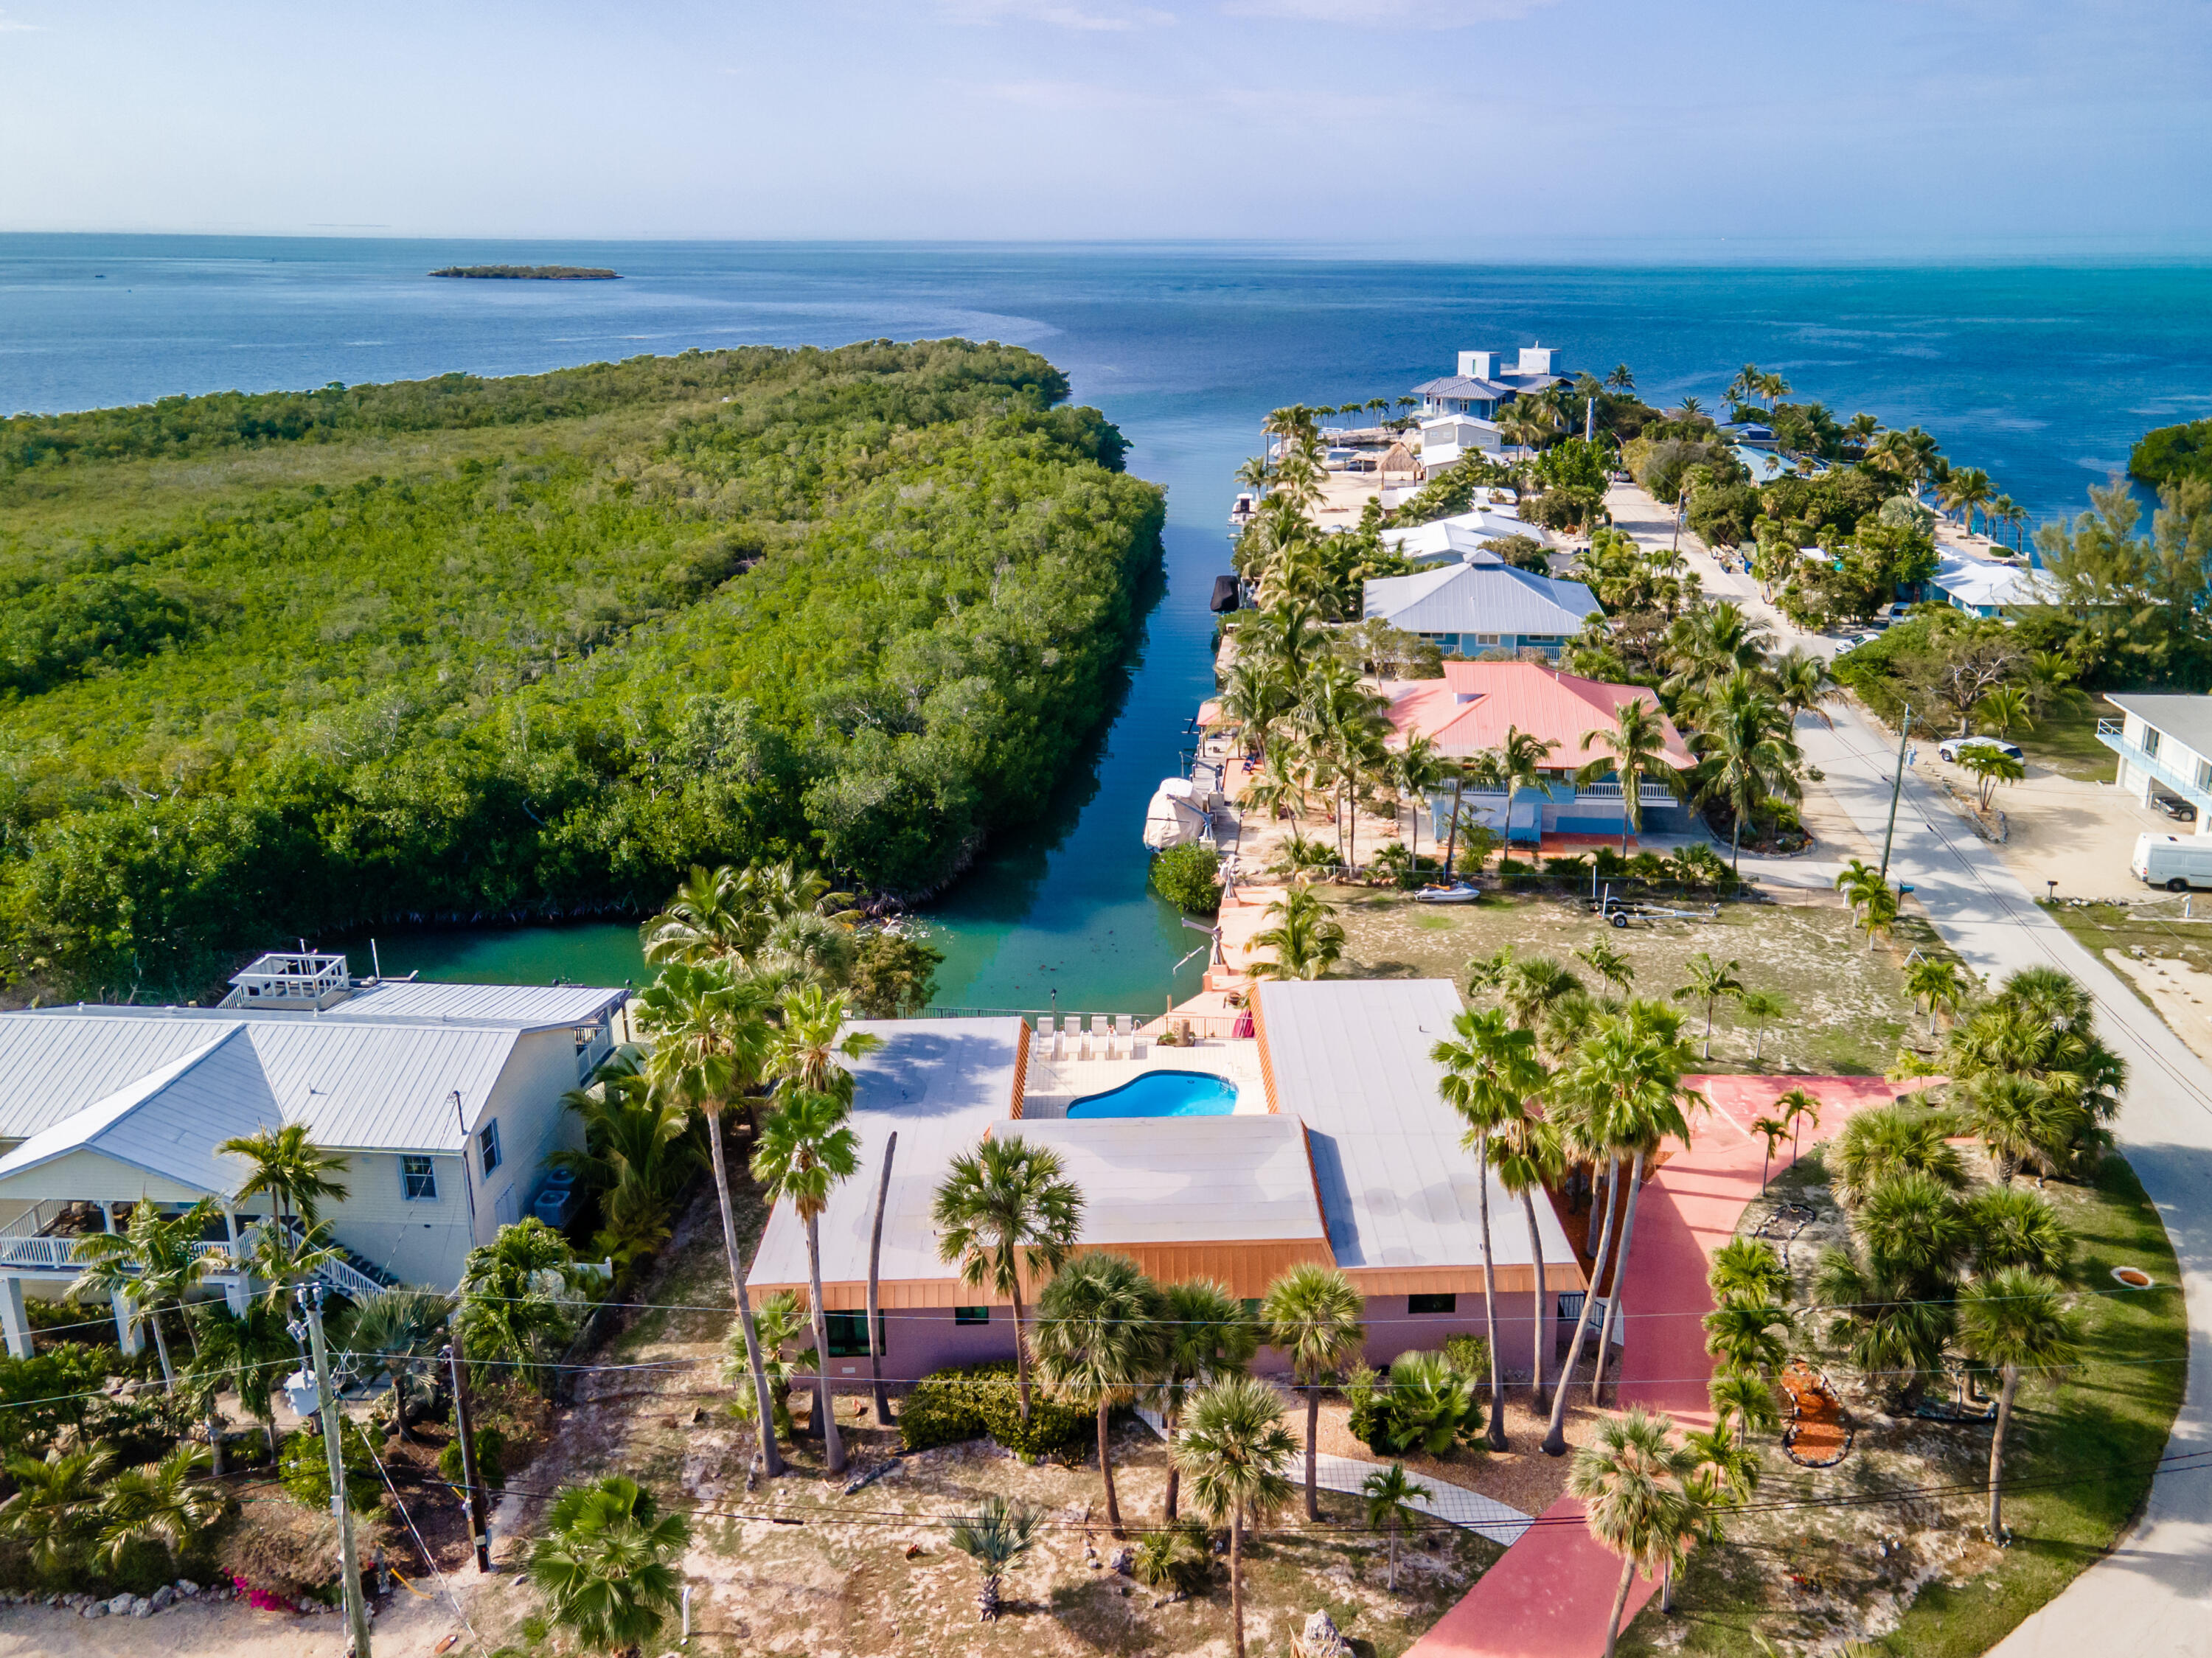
left=338, top=1286, right=453, bottom=1442
left=218, top=1124, right=350, bottom=1283
left=933, top=1136, right=1083, bottom=1427
left=1959, top=1268, right=2082, bottom=1537
left=528, top=1474, right=689, bottom=1656
left=1832, top=1104, right=1966, bottom=1208
left=1246, top=883, right=1346, bottom=981
left=1033, top=1251, right=1164, bottom=1538
left=641, top=863, right=759, bottom=964
left=1606, top=363, right=1636, bottom=390
left=1708, top=1238, right=1790, bottom=1309
left=1576, top=698, right=1685, bottom=854
left=633, top=957, right=784, bottom=1472
left=1672, top=952, right=1744, bottom=1060
left=187, top=1299, right=294, bottom=1461
left=1958, top=745, right=2026, bottom=812
left=1433, top=1006, right=1544, bottom=1449
left=1361, top=1461, right=1433, bottom=1589
left=1570, top=1407, right=1704, bottom=1658
left=1393, top=734, right=1446, bottom=866
left=1574, top=941, right=1634, bottom=997
left=1492, top=1108, right=1565, bottom=1400
left=1150, top=1279, right=1259, bottom=1521
left=1708, top=1368, right=1781, bottom=1449
left=456, top=1217, right=593, bottom=1396
left=1975, top=683, right=2035, bottom=741
left=66, top=1197, right=220, bottom=1391
left=764, top=986, right=881, bottom=1104
left=1703, top=1301, right=1791, bottom=1374
left=751, top=1090, right=861, bottom=1474
left=1906, top=958, right=1971, bottom=1038
left=947, top=1495, right=1043, bottom=1623
left=1173, top=1374, right=1298, bottom=1658
left=1770, top=647, right=1841, bottom=729
left=1743, top=1115, right=1787, bottom=1195
left=1737, top=990, right=1787, bottom=1062
left=0, top=1442, right=117, bottom=1575
left=1261, top=1261, right=1366, bottom=1521
left=1775, top=1087, right=1821, bottom=1168
left=94, top=1443, right=225, bottom=1575
left=1691, top=670, right=1802, bottom=869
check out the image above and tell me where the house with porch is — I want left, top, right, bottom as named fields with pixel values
left=744, top=981, right=1583, bottom=1384
left=0, top=952, right=625, bottom=1356
left=1363, top=548, right=1596, bottom=658
left=1382, top=661, right=1694, bottom=849
left=1410, top=346, right=1568, bottom=420
left=2099, top=694, right=2212, bottom=829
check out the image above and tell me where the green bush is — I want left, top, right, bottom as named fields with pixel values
left=1345, top=1351, right=1484, bottom=1459
left=898, top=1362, right=1089, bottom=1459
left=279, top=1423, right=383, bottom=1514
left=437, top=1425, right=508, bottom=1491
left=1442, top=1333, right=1490, bottom=1387
left=1150, top=843, right=1222, bottom=915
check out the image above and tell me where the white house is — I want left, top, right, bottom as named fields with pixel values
left=1410, top=346, right=1566, bottom=419
left=2099, top=694, right=2212, bottom=829
left=1417, top=414, right=1505, bottom=470
left=0, top=952, right=626, bottom=1355
left=1381, top=506, right=1541, bottom=566
left=1928, top=553, right=2059, bottom=619
left=1363, top=550, right=1598, bottom=658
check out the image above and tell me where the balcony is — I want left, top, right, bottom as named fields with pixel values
left=2096, top=720, right=2212, bottom=814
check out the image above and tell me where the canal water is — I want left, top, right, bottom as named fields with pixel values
left=10, top=239, right=2211, bottom=1009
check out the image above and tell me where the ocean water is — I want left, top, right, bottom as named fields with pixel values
left=7, top=236, right=2212, bottom=1009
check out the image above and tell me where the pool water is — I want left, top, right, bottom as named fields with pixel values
left=1067, top=1070, right=1239, bottom=1118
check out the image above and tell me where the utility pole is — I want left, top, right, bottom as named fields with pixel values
left=296, top=1285, right=373, bottom=1658
left=1879, top=703, right=1913, bottom=883
left=445, top=1339, right=493, bottom=1573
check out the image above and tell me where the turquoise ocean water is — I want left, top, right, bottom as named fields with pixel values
left=7, top=237, right=2211, bottom=1009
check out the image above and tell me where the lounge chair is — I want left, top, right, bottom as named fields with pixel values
left=1036, top=1014, right=1053, bottom=1061
left=1115, top=1014, right=1133, bottom=1058
left=1087, top=1014, right=1107, bottom=1059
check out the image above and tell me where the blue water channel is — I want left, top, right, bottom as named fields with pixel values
left=7, top=237, right=2211, bottom=1009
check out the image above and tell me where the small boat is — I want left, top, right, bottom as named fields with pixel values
left=1142, top=779, right=1211, bottom=851
left=1413, top=881, right=1482, bottom=905
left=1228, top=492, right=1255, bottom=528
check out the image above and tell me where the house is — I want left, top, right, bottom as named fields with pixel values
left=742, top=982, right=1582, bottom=1383
left=0, top=952, right=626, bottom=1355
left=2098, top=694, right=2212, bottom=829
left=1382, top=661, right=1694, bottom=846
left=1363, top=550, right=1597, bottom=657
left=1380, top=506, right=1537, bottom=566
left=1927, top=553, right=2059, bottom=618
left=1409, top=346, right=1567, bottom=420
left=1418, top=414, right=1505, bottom=469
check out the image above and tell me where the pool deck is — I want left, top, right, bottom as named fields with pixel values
left=1018, top=1039, right=1267, bottom=1119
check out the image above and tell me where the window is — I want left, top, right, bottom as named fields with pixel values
left=1473, top=633, right=1501, bottom=646
left=1408, top=1293, right=1458, bottom=1315
left=2196, top=757, right=2211, bottom=793
left=824, top=1312, right=885, bottom=1357
left=400, top=1156, right=437, bottom=1202
left=953, top=1306, right=992, bottom=1326
left=478, top=1118, right=502, bottom=1176
left=2144, top=726, right=2163, bottom=758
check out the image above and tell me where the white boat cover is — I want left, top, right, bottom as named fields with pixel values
left=1143, top=781, right=1211, bottom=851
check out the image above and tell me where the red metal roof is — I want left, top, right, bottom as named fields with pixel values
left=1384, top=661, right=1693, bottom=767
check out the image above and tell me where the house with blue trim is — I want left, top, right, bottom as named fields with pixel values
left=1363, top=548, right=1597, bottom=658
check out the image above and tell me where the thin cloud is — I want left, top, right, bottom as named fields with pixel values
left=1222, top=0, right=1561, bottom=22
left=937, top=0, right=1174, bottom=27
left=0, top=10, right=44, bottom=31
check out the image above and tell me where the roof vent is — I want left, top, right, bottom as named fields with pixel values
left=219, top=952, right=355, bottom=1011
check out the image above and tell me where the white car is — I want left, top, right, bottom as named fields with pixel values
left=1937, top=737, right=2023, bottom=764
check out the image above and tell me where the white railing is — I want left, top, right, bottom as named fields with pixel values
left=0, top=1236, right=81, bottom=1270
left=0, top=1225, right=378, bottom=1300
left=0, top=1202, right=54, bottom=1242
left=315, top=1255, right=389, bottom=1303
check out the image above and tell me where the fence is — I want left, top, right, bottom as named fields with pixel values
left=923, top=1006, right=1253, bottom=1042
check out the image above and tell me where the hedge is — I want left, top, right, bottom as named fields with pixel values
left=898, top=1362, right=1091, bottom=1459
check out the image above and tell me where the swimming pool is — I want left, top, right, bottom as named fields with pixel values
left=1066, top=1070, right=1239, bottom=1118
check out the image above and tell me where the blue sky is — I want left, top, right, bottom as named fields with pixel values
left=1, top=0, right=2207, bottom=249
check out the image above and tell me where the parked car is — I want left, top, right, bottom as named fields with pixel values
left=1936, top=736, right=2024, bottom=763
left=2153, top=793, right=2198, bottom=823
left=2135, top=832, right=2212, bottom=891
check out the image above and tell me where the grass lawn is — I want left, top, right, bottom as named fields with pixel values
left=1333, top=888, right=1944, bottom=1076
left=2039, top=894, right=2212, bottom=991
left=2013, top=695, right=2125, bottom=784
left=1618, top=1146, right=2185, bottom=1657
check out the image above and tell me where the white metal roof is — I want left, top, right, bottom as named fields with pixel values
left=2107, top=693, right=2212, bottom=762
left=327, top=980, right=627, bottom=1027
left=0, top=1026, right=282, bottom=1194
left=1253, top=979, right=1572, bottom=1273
left=1009, top=1116, right=1327, bottom=1247
left=1364, top=561, right=1598, bottom=636
left=1930, top=554, right=2058, bottom=612
left=748, top=1019, right=1024, bottom=1294
left=0, top=1009, right=520, bottom=1155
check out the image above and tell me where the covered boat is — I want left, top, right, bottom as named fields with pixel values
left=1141, top=778, right=1212, bottom=851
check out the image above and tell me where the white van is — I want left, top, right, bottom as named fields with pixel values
left=2133, top=833, right=2212, bottom=891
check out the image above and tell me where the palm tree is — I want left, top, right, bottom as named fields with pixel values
left=554, top=1057, right=699, bottom=1268
left=528, top=1475, right=689, bottom=1656
left=1959, top=1268, right=2082, bottom=1537
left=1737, top=990, right=1787, bottom=1062
left=1708, top=1237, right=1790, bottom=1309
left=1392, top=734, right=1446, bottom=867
left=1958, top=745, right=2026, bottom=812
left=751, top=1090, right=861, bottom=1474
left=1499, top=955, right=1583, bottom=1032
left=66, top=1196, right=220, bottom=1390
left=0, top=1443, right=118, bottom=1575
left=1857, top=1169, right=1972, bottom=1286
left=187, top=1299, right=294, bottom=1462
left=220, top=1126, right=349, bottom=1297
left=1672, top=952, right=1744, bottom=1060
left=1574, top=941, right=1634, bottom=997
left=765, top=986, right=882, bottom=1104
left=1906, top=958, right=1970, bottom=1038
left=1965, top=1185, right=2074, bottom=1275
left=1361, top=1461, right=1433, bottom=1589
left=95, top=1443, right=225, bottom=1575
left=1173, top=1374, right=1298, bottom=1658
left=1433, top=1006, right=1544, bottom=1449
left=1151, top=1278, right=1258, bottom=1521
left=1750, top=1114, right=1789, bottom=1194
left=1702, top=1301, right=1791, bottom=1374
left=1815, top=1245, right=1952, bottom=1405
left=1570, top=1407, right=1704, bottom=1658
left=1832, top=1103, right=1964, bottom=1208
left=1605, top=363, right=1635, bottom=391
left=933, top=1136, right=1083, bottom=1427
left=1674, top=396, right=1705, bottom=420
left=1576, top=698, right=1684, bottom=855
left=1832, top=856, right=1887, bottom=916
left=634, top=957, right=784, bottom=1476
left=947, top=1495, right=1043, bottom=1623
left=1262, top=1261, right=1366, bottom=1521
left=1034, top=1252, right=1164, bottom=1538
left=456, top=1217, right=592, bottom=1396
left=1683, top=1419, right=1761, bottom=1506
left=1776, top=1086, right=1823, bottom=1168
left=641, top=863, right=759, bottom=964
left=1247, top=883, right=1346, bottom=980
left=1691, top=670, right=1802, bottom=869
left=1958, top=1073, right=2073, bottom=1184
left=721, top=1289, right=811, bottom=1468
left=1492, top=1110, right=1565, bottom=1401
left=338, top=1286, right=453, bottom=1442
left=1707, top=1368, right=1781, bottom=1449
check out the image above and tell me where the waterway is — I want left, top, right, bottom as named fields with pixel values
left=7, top=239, right=2211, bottom=1008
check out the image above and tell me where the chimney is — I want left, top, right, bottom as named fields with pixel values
left=1458, top=350, right=1493, bottom=380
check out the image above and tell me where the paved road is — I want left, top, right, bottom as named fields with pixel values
left=1606, top=487, right=2212, bottom=1654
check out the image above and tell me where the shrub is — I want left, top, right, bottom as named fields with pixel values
left=851, top=930, right=945, bottom=1019
left=898, top=1362, right=1090, bottom=1459
left=279, top=1422, right=383, bottom=1514
left=1442, top=1332, right=1490, bottom=1387
left=1150, top=844, right=1222, bottom=915
left=437, top=1425, right=508, bottom=1490
left=1345, top=1351, right=1483, bottom=1459
left=217, top=1499, right=381, bottom=1606
left=1371, top=842, right=1419, bottom=891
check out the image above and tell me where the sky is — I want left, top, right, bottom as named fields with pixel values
left=1, top=0, right=2208, bottom=250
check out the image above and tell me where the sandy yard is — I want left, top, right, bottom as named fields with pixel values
left=1911, top=746, right=2176, bottom=901
left=0, top=1587, right=464, bottom=1658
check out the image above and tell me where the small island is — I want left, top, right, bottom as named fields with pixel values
left=429, top=265, right=620, bottom=280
